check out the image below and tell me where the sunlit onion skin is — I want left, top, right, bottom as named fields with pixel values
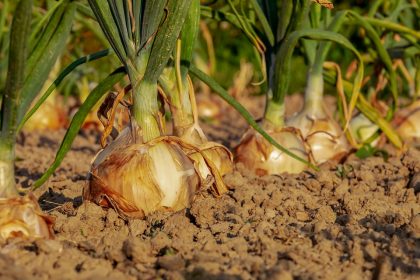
left=24, top=97, right=67, bottom=131
left=235, top=127, right=309, bottom=176
left=177, top=124, right=233, bottom=179
left=87, top=141, right=200, bottom=218
left=395, top=100, right=420, bottom=143
left=287, top=107, right=349, bottom=165
left=0, top=194, right=54, bottom=240
left=24, top=60, right=68, bottom=131
left=196, top=94, right=222, bottom=120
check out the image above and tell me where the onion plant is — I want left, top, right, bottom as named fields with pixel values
left=285, top=5, right=358, bottom=165
left=84, top=0, right=231, bottom=219
left=231, top=0, right=312, bottom=175
left=0, top=0, right=75, bottom=239
left=220, top=0, right=416, bottom=170
left=211, top=1, right=364, bottom=174
left=159, top=1, right=233, bottom=181
left=278, top=3, right=414, bottom=158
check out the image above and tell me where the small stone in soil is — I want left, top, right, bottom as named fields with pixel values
left=157, top=255, right=185, bottom=270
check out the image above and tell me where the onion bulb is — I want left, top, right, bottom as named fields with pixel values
left=86, top=128, right=228, bottom=218
left=177, top=124, right=233, bottom=180
left=395, top=100, right=420, bottom=143
left=287, top=102, right=349, bottom=165
left=24, top=59, right=67, bottom=131
left=235, top=126, right=309, bottom=176
left=196, top=94, right=223, bottom=121
left=167, top=74, right=233, bottom=184
left=0, top=194, right=54, bottom=240
left=24, top=93, right=67, bottom=131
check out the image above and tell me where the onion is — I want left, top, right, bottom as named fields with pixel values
left=24, top=94, right=67, bottom=131
left=287, top=109, right=349, bottom=164
left=0, top=194, right=54, bottom=240
left=86, top=128, right=228, bottom=218
left=395, top=100, right=420, bottom=143
left=235, top=126, right=309, bottom=176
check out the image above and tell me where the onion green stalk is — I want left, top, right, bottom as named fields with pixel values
left=0, top=0, right=75, bottom=240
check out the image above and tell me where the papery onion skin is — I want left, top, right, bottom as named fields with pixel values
left=395, top=101, right=420, bottom=143
left=24, top=99, right=68, bottom=131
left=188, top=143, right=233, bottom=192
left=196, top=95, right=222, bottom=121
left=235, top=128, right=309, bottom=176
left=178, top=125, right=233, bottom=179
left=86, top=138, right=201, bottom=218
left=0, top=194, right=54, bottom=241
left=287, top=111, right=349, bottom=165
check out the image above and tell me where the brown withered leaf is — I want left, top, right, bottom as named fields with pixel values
left=311, top=0, right=334, bottom=10
left=97, top=84, right=132, bottom=148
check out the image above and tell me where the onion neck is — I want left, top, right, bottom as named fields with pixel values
left=161, top=70, right=195, bottom=137
left=172, top=85, right=194, bottom=136
left=131, top=77, right=162, bottom=142
left=303, top=70, right=325, bottom=117
left=263, top=97, right=285, bottom=130
left=0, top=139, right=17, bottom=198
left=264, top=47, right=286, bottom=130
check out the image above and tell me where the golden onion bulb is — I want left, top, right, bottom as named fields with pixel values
left=87, top=141, right=200, bottom=218
left=177, top=125, right=233, bottom=180
left=287, top=109, right=349, bottom=165
left=24, top=95, right=67, bottom=131
left=395, top=100, right=420, bottom=143
left=196, top=94, right=222, bottom=120
left=0, top=195, right=54, bottom=240
left=189, top=142, right=233, bottom=192
left=84, top=129, right=231, bottom=218
left=235, top=128, right=309, bottom=176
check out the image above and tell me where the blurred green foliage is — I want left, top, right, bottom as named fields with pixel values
left=0, top=0, right=418, bottom=120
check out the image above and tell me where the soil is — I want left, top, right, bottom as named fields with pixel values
left=0, top=94, right=419, bottom=280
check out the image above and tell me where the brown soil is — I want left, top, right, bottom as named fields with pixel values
left=0, top=95, right=419, bottom=280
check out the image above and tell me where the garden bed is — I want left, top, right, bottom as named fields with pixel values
left=1, top=97, right=419, bottom=280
